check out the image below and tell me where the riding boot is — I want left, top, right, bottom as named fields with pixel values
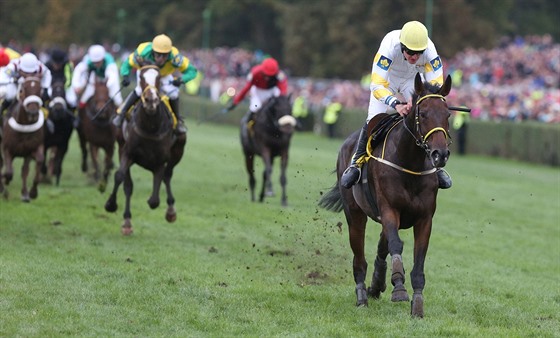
left=113, top=91, right=139, bottom=127
left=436, top=168, right=452, bottom=189
left=243, top=110, right=255, bottom=123
left=169, top=98, right=186, bottom=134
left=341, top=123, right=369, bottom=189
left=1, top=99, right=12, bottom=115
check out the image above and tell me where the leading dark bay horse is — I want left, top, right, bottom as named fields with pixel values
left=42, top=79, right=74, bottom=186
left=104, top=65, right=186, bottom=235
left=1, top=76, right=45, bottom=201
left=319, top=73, right=453, bottom=317
left=76, top=77, right=116, bottom=192
left=240, top=95, right=296, bottom=206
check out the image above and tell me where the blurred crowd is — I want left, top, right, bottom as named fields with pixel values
left=3, top=34, right=559, bottom=123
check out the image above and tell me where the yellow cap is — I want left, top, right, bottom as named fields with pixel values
left=400, top=21, right=428, bottom=51
left=152, top=34, right=172, bottom=53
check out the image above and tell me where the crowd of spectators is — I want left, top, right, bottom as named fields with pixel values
left=3, top=34, right=558, bottom=123
left=188, top=34, right=559, bottom=123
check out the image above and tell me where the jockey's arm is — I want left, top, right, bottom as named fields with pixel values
left=179, top=63, right=197, bottom=84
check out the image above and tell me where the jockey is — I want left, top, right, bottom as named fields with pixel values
left=0, top=52, right=52, bottom=114
left=71, top=44, right=123, bottom=110
left=340, top=20, right=452, bottom=190
left=46, top=48, right=75, bottom=110
left=228, top=57, right=288, bottom=122
left=114, top=34, right=198, bottom=134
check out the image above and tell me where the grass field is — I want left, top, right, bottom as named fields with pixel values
left=1, top=119, right=559, bottom=337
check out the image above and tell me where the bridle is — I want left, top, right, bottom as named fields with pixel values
left=403, top=93, right=452, bottom=156
left=367, top=93, right=451, bottom=175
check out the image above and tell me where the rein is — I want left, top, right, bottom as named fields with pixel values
left=366, top=93, right=449, bottom=175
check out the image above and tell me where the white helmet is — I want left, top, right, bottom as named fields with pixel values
left=88, top=44, right=105, bottom=62
left=20, top=53, right=39, bottom=73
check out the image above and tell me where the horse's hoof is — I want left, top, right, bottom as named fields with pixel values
left=30, top=187, right=38, bottom=199
left=98, top=181, right=106, bottom=193
left=21, top=195, right=31, bottom=203
left=391, top=285, right=409, bottom=302
left=121, top=226, right=133, bottom=236
left=147, top=198, right=160, bottom=209
left=367, top=283, right=386, bottom=299
left=411, top=293, right=424, bottom=318
left=166, top=208, right=177, bottom=223
left=105, top=200, right=117, bottom=213
left=356, top=283, right=368, bottom=307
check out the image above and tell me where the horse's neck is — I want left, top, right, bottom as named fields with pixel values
left=135, top=105, right=168, bottom=133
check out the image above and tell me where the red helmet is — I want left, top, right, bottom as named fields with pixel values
left=0, top=49, right=9, bottom=67
left=262, top=58, right=279, bottom=76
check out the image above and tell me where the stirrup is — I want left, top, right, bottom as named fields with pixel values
left=341, top=165, right=361, bottom=189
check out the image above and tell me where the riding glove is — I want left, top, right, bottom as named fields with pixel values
left=171, top=78, right=183, bottom=87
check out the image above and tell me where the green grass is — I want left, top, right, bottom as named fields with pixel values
left=1, top=119, right=559, bottom=337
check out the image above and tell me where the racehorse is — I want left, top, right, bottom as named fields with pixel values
left=0, top=76, right=45, bottom=201
left=76, top=76, right=116, bottom=192
left=42, top=79, right=74, bottom=186
left=104, top=65, right=186, bottom=235
left=319, top=73, right=453, bottom=317
left=240, top=95, right=296, bottom=206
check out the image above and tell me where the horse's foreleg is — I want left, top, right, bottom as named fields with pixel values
left=368, top=231, right=388, bottom=299
left=104, top=156, right=131, bottom=213
left=147, top=166, right=164, bottom=209
left=77, top=129, right=88, bottom=173
left=98, top=146, right=114, bottom=193
left=409, top=220, right=432, bottom=318
left=244, top=153, right=256, bottom=202
left=347, top=211, right=368, bottom=307
left=29, top=146, right=44, bottom=199
left=163, top=163, right=177, bottom=222
left=260, top=150, right=273, bottom=202
left=279, top=151, right=289, bottom=207
left=20, top=157, right=31, bottom=202
left=90, top=145, right=99, bottom=181
left=121, top=168, right=134, bottom=235
left=382, top=213, right=409, bottom=302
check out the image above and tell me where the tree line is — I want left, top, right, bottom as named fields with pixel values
left=1, top=0, right=558, bottom=80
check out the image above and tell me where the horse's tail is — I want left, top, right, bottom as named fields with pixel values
left=318, top=183, right=343, bottom=212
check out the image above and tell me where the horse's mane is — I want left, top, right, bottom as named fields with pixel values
left=411, top=81, right=441, bottom=104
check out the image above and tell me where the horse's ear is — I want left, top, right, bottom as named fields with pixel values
left=439, top=74, right=452, bottom=97
left=414, top=73, right=424, bottom=95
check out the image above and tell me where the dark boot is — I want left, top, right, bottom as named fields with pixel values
left=169, top=98, right=186, bottom=134
left=437, top=169, right=452, bottom=189
left=243, top=110, right=255, bottom=124
left=341, top=123, right=369, bottom=189
left=113, top=91, right=139, bottom=127
left=1, top=99, right=13, bottom=115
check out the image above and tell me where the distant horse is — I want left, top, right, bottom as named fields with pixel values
left=1, top=76, right=45, bottom=201
left=240, top=95, right=296, bottom=206
left=104, top=65, right=186, bottom=235
left=42, top=80, right=74, bottom=185
left=319, top=73, right=453, bottom=317
left=76, top=76, right=116, bottom=192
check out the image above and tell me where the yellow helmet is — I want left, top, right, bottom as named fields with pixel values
left=152, top=34, right=172, bottom=53
left=399, top=21, right=428, bottom=51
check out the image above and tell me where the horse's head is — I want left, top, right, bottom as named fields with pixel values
left=138, top=65, right=161, bottom=113
left=260, top=95, right=296, bottom=134
left=48, top=80, right=68, bottom=120
left=408, top=73, right=452, bottom=168
left=17, top=75, right=43, bottom=118
left=89, top=77, right=112, bottom=119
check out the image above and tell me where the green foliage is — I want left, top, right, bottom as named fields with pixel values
left=0, top=119, right=558, bottom=336
left=1, top=0, right=558, bottom=79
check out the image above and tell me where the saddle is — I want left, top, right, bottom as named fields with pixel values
left=365, top=113, right=402, bottom=156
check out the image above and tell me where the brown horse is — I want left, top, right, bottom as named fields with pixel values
left=1, top=76, right=45, bottom=201
left=42, top=79, right=74, bottom=186
left=76, top=77, right=116, bottom=192
left=319, top=73, right=453, bottom=317
left=104, top=65, right=186, bottom=235
left=240, top=95, right=296, bottom=206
